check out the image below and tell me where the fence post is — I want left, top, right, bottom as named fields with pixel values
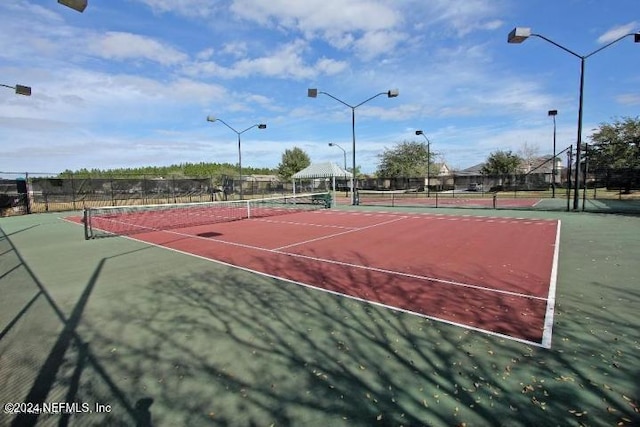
left=566, top=145, right=572, bottom=212
left=582, top=143, right=588, bottom=212
left=24, top=172, right=31, bottom=214
left=110, top=178, right=115, bottom=206
left=172, top=176, right=176, bottom=204
left=71, top=173, right=77, bottom=210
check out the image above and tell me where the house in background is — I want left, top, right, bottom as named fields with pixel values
left=428, top=163, right=452, bottom=190
left=448, top=156, right=565, bottom=191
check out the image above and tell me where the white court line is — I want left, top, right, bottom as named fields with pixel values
left=252, top=217, right=358, bottom=230
left=272, top=215, right=409, bottom=251
left=89, top=210, right=552, bottom=303
left=121, top=233, right=548, bottom=349
left=541, top=220, right=562, bottom=349
left=157, top=226, right=547, bottom=303
left=74, top=211, right=559, bottom=348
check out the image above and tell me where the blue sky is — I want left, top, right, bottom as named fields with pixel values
left=0, top=0, right=638, bottom=176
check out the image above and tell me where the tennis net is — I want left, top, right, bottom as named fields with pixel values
left=83, top=192, right=331, bottom=239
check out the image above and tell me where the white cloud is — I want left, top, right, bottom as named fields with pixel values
left=196, top=47, right=215, bottom=61
left=229, top=0, right=406, bottom=59
left=616, top=93, right=640, bottom=105
left=185, top=39, right=348, bottom=79
left=353, top=30, right=408, bottom=61
left=229, top=0, right=401, bottom=33
left=421, top=0, right=505, bottom=37
left=313, top=57, right=349, bottom=75
left=136, top=0, right=222, bottom=19
left=221, top=42, right=249, bottom=58
left=597, top=22, right=638, bottom=44
left=88, top=32, right=189, bottom=66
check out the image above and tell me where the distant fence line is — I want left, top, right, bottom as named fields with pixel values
left=0, top=174, right=289, bottom=215
left=1, top=167, right=639, bottom=215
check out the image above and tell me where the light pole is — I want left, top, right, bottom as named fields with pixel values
left=328, top=142, right=347, bottom=171
left=329, top=142, right=348, bottom=197
left=58, top=0, right=87, bottom=12
left=329, top=142, right=353, bottom=196
left=206, top=115, right=266, bottom=200
left=415, top=130, right=431, bottom=197
left=308, top=88, right=399, bottom=205
left=508, top=27, right=640, bottom=210
left=1, top=83, right=31, bottom=96
left=548, top=110, right=558, bottom=198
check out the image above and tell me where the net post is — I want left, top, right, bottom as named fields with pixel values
left=246, top=199, right=251, bottom=219
left=83, top=208, right=91, bottom=240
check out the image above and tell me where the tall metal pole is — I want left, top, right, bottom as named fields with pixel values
left=206, top=116, right=266, bottom=201
left=415, top=130, right=431, bottom=197
left=308, top=89, right=399, bottom=206
left=329, top=143, right=347, bottom=171
left=427, top=143, right=430, bottom=197
left=548, top=110, right=558, bottom=198
left=566, top=145, right=573, bottom=212
left=552, top=115, right=556, bottom=198
left=574, top=58, right=585, bottom=210
left=582, top=143, right=589, bottom=211
left=507, top=28, right=639, bottom=210
left=237, top=133, right=242, bottom=200
left=351, top=108, right=356, bottom=204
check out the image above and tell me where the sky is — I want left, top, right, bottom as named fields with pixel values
left=0, top=0, right=639, bottom=177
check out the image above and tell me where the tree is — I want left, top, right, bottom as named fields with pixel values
left=276, top=147, right=311, bottom=181
left=481, top=150, right=522, bottom=188
left=518, top=141, right=540, bottom=172
left=588, top=116, right=640, bottom=193
left=589, top=117, right=640, bottom=169
left=376, top=140, right=434, bottom=178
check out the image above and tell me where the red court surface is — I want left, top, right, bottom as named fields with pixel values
left=96, top=210, right=561, bottom=348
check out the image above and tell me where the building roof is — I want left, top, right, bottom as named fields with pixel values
left=292, top=162, right=353, bottom=179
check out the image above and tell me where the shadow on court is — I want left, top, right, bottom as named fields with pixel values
left=0, top=210, right=639, bottom=426
left=0, top=226, right=153, bottom=426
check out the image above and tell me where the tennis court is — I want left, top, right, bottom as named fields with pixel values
left=3, top=202, right=640, bottom=426
left=358, top=191, right=545, bottom=209
left=78, top=195, right=560, bottom=348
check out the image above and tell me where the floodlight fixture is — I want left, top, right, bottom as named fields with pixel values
left=507, top=27, right=531, bottom=43
left=1, top=83, right=31, bottom=96
left=58, top=0, right=87, bottom=12
left=548, top=110, right=557, bottom=116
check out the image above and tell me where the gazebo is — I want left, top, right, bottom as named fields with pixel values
left=291, top=162, right=352, bottom=206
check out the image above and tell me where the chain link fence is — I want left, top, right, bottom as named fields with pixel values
left=2, top=162, right=639, bottom=216
left=0, top=173, right=291, bottom=216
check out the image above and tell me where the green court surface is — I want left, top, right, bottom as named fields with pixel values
left=1, top=207, right=639, bottom=426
